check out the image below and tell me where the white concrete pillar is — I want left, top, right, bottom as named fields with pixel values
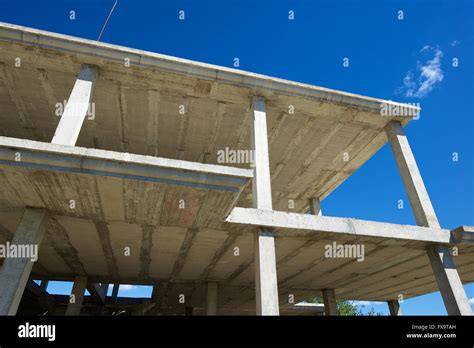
left=387, top=300, right=402, bottom=316
left=251, top=96, right=279, bottom=316
left=0, top=208, right=49, bottom=315
left=386, top=121, right=439, bottom=227
left=322, top=288, right=338, bottom=316
left=206, top=282, right=218, bottom=316
left=251, top=96, right=273, bottom=210
left=425, top=245, right=472, bottom=315
left=255, top=229, right=279, bottom=315
left=51, top=65, right=97, bottom=146
left=386, top=121, right=472, bottom=315
left=65, top=276, right=88, bottom=316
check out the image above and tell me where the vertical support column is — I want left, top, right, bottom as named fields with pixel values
left=39, top=280, right=49, bottom=291
left=251, top=96, right=273, bottom=211
left=0, top=208, right=49, bottom=315
left=65, top=276, right=87, bottom=316
left=96, top=283, right=108, bottom=315
left=51, top=65, right=97, bottom=146
left=322, top=288, right=338, bottom=316
left=255, top=229, right=279, bottom=315
left=387, top=300, right=402, bottom=316
left=111, top=283, right=119, bottom=304
left=150, top=284, right=167, bottom=315
left=386, top=121, right=472, bottom=315
left=101, top=283, right=109, bottom=295
left=309, top=197, right=322, bottom=216
left=206, top=282, right=218, bottom=316
left=251, top=96, right=279, bottom=316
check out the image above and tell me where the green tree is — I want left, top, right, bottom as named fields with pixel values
left=305, top=298, right=380, bottom=316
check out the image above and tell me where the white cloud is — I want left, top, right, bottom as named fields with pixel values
left=119, top=284, right=137, bottom=291
left=468, top=297, right=474, bottom=305
left=420, top=45, right=431, bottom=52
left=352, top=300, right=384, bottom=306
left=401, top=47, right=444, bottom=98
left=450, top=40, right=460, bottom=47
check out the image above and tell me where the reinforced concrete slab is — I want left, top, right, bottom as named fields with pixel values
left=0, top=22, right=420, bottom=212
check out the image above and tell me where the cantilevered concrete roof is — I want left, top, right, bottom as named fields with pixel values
left=1, top=23, right=471, bottom=315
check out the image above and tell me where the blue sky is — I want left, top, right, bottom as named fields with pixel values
left=3, top=0, right=473, bottom=315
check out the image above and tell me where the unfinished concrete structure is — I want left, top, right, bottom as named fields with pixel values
left=0, top=22, right=472, bottom=316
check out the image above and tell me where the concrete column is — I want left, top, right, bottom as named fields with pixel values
left=65, top=276, right=87, bottom=316
left=322, top=288, right=338, bottom=316
left=386, top=121, right=472, bottom=315
left=95, top=284, right=108, bottom=315
left=425, top=245, right=472, bottom=315
left=87, top=282, right=107, bottom=304
left=386, top=121, right=439, bottom=227
left=255, top=228, right=279, bottom=315
left=0, top=208, right=49, bottom=315
left=111, top=283, right=119, bottom=304
left=309, top=197, right=322, bottom=216
left=206, top=282, right=218, bottom=316
left=101, top=283, right=109, bottom=295
left=251, top=96, right=279, bottom=316
left=51, top=65, right=97, bottom=146
left=251, top=96, right=273, bottom=211
left=150, top=284, right=166, bottom=315
left=387, top=300, right=402, bottom=316
left=39, top=280, right=49, bottom=291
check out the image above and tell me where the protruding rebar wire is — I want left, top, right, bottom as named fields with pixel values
left=97, top=0, right=118, bottom=42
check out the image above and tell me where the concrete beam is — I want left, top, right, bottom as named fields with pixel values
left=206, top=282, right=218, bottom=316
left=65, top=276, right=87, bottom=316
left=386, top=121, right=472, bottom=316
left=322, top=289, right=338, bottom=316
left=0, top=136, right=253, bottom=192
left=451, top=226, right=474, bottom=244
left=0, top=208, right=49, bottom=315
left=279, top=302, right=325, bottom=314
left=226, top=207, right=454, bottom=244
left=292, top=302, right=325, bottom=313
left=387, top=300, right=402, bottom=316
left=251, top=97, right=279, bottom=316
left=51, top=65, right=97, bottom=146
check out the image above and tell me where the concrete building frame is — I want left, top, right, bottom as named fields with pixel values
left=0, top=22, right=472, bottom=316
